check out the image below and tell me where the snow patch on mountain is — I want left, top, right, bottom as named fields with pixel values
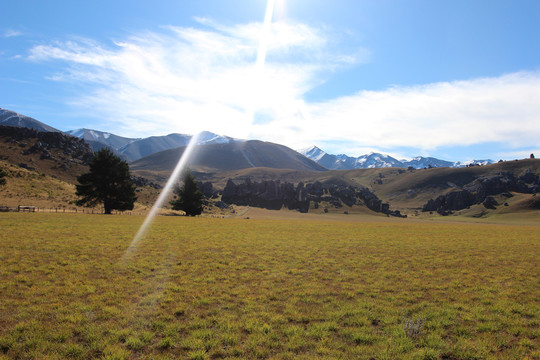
left=299, top=146, right=327, bottom=162
left=299, top=146, right=494, bottom=170
left=454, top=159, right=494, bottom=167
left=197, top=131, right=236, bottom=145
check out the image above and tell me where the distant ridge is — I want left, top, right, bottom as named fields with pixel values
left=0, top=108, right=60, bottom=133
left=68, top=128, right=239, bottom=162
left=130, top=140, right=328, bottom=173
left=2, top=108, right=497, bottom=169
left=299, top=146, right=494, bottom=170
left=66, top=128, right=139, bottom=150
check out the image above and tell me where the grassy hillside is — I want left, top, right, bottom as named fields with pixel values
left=370, top=159, right=540, bottom=209
left=0, top=129, right=90, bottom=184
left=193, top=159, right=540, bottom=218
left=0, top=160, right=79, bottom=209
left=0, top=160, right=161, bottom=212
left=0, top=213, right=538, bottom=359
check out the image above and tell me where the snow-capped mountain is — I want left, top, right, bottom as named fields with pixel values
left=352, top=153, right=403, bottom=168
left=1, top=108, right=60, bottom=133
left=401, top=157, right=454, bottom=169
left=66, top=129, right=139, bottom=151
left=299, top=146, right=402, bottom=169
left=68, top=128, right=240, bottom=162
left=453, top=159, right=494, bottom=167
left=300, top=146, right=327, bottom=162
left=299, top=146, right=493, bottom=169
left=197, top=131, right=236, bottom=145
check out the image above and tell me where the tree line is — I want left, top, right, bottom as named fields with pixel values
left=76, top=148, right=203, bottom=215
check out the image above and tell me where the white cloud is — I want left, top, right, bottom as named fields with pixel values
left=495, top=149, right=540, bottom=161
left=296, top=72, right=540, bottom=153
left=27, top=19, right=540, bottom=159
left=27, top=19, right=358, bottom=138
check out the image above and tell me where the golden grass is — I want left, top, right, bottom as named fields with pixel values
left=0, top=160, right=162, bottom=213
left=0, top=213, right=538, bottom=359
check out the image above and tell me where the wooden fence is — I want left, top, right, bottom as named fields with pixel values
left=0, top=206, right=143, bottom=216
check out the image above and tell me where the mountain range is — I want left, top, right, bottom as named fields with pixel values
left=299, top=145, right=493, bottom=170
left=2, top=107, right=539, bottom=219
left=65, top=128, right=238, bottom=162
left=1, top=107, right=494, bottom=170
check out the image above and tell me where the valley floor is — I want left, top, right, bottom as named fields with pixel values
left=0, top=213, right=538, bottom=359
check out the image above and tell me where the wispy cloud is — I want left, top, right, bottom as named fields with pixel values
left=26, top=19, right=540, bottom=159
left=3, top=29, right=22, bottom=38
left=300, top=72, right=540, bottom=153
left=28, top=19, right=362, bottom=137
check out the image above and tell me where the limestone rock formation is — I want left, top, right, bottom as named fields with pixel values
left=422, top=170, right=540, bottom=214
left=221, top=178, right=405, bottom=216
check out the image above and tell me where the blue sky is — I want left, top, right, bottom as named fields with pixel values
left=1, top=0, right=540, bottom=162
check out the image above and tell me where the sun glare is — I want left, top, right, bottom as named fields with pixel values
left=256, top=0, right=276, bottom=71
left=123, top=0, right=279, bottom=261
left=122, top=132, right=202, bottom=261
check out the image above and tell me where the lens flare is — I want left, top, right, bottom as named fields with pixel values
left=122, top=0, right=276, bottom=262
left=122, top=132, right=201, bottom=261
left=257, top=0, right=275, bottom=71
left=246, top=0, right=276, bottom=123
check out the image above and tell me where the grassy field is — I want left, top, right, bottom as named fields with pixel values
left=0, top=213, right=538, bottom=359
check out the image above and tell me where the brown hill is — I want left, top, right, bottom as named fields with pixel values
left=0, top=126, right=161, bottom=211
left=0, top=125, right=93, bottom=183
left=130, top=140, right=327, bottom=178
left=368, top=159, right=540, bottom=209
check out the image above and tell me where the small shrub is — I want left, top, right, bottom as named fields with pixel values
left=125, top=336, right=144, bottom=351
left=157, top=336, right=174, bottom=350
left=187, top=349, right=207, bottom=360
left=403, top=317, right=425, bottom=339
left=63, top=343, right=85, bottom=358
left=352, top=331, right=376, bottom=345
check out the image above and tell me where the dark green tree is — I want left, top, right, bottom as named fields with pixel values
left=170, top=170, right=204, bottom=216
left=76, top=148, right=137, bottom=214
left=0, top=167, right=6, bottom=187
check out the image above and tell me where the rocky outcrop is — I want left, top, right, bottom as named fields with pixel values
left=1, top=125, right=93, bottom=164
left=221, top=178, right=405, bottom=216
left=422, top=190, right=476, bottom=214
left=131, top=175, right=162, bottom=189
left=483, top=196, right=498, bottom=209
left=422, top=170, right=540, bottom=214
left=221, top=179, right=310, bottom=212
left=197, top=181, right=215, bottom=198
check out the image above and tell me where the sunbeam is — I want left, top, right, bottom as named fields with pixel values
left=256, top=0, right=276, bottom=71
left=122, top=0, right=277, bottom=262
left=121, top=132, right=202, bottom=261
left=246, top=0, right=276, bottom=126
